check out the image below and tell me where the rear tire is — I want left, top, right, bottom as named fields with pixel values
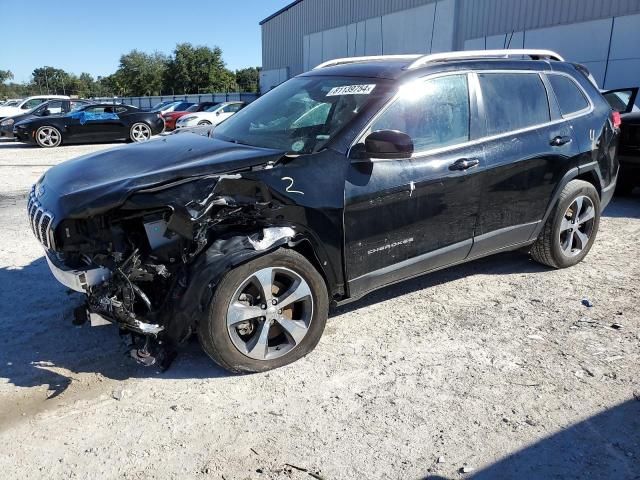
left=130, top=122, right=152, bottom=142
left=197, top=120, right=212, bottom=126
left=34, top=126, right=62, bottom=148
left=530, top=180, right=600, bottom=268
left=198, top=249, right=328, bottom=373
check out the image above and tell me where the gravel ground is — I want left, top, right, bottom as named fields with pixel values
left=0, top=139, right=639, bottom=480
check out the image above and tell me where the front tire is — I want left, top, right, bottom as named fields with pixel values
left=530, top=180, right=600, bottom=268
left=130, top=122, right=152, bottom=142
left=35, top=126, right=62, bottom=148
left=199, top=249, right=328, bottom=373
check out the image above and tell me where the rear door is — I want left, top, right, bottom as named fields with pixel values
left=470, top=71, right=579, bottom=257
left=345, top=73, right=485, bottom=296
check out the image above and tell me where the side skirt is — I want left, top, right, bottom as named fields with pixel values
left=338, top=235, right=537, bottom=307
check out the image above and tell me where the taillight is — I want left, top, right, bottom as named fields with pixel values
left=612, top=111, right=622, bottom=129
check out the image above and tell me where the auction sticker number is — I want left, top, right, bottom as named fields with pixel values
left=327, top=84, right=376, bottom=96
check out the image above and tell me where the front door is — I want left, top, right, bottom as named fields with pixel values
left=344, top=73, right=484, bottom=297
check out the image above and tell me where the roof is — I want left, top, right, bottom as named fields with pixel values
left=260, top=0, right=304, bottom=25
left=301, top=50, right=565, bottom=80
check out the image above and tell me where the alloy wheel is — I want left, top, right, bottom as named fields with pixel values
left=226, top=267, right=313, bottom=361
left=131, top=123, right=151, bottom=142
left=559, top=195, right=596, bottom=256
left=36, top=127, right=61, bottom=147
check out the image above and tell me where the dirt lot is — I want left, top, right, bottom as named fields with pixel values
left=0, top=138, right=638, bottom=480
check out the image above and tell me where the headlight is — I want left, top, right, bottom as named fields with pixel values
left=1, top=118, right=14, bottom=126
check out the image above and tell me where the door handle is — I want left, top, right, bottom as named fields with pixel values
left=449, top=158, right=480, bottom=171
left=550, top=135, right=572, bottom=147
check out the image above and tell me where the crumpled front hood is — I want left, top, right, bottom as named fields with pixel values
left=39, top=133, right=285, bottom=220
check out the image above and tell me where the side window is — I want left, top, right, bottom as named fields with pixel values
left=370, top=74, right=470, bottom=152
left=44, top=100, right=63, bottom=114
left=223, top=104, right=242, bottom=113
left=22, top=98, right=46, bottom=110
left=478, top=73, right=550, bottom=136
left=548, top=74, right=590, bottom=116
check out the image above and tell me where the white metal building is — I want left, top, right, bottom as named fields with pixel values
left=260, top=0, right=640, bottom=93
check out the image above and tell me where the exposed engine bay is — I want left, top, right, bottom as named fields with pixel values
left=34, top=172, right=299, bottom=370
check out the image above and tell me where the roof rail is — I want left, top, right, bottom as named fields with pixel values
left=313, top=54, right=422, bottom=70
left=407, top=49, right=564, bottom=70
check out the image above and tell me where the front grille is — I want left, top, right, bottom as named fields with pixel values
left=27, top=186, right=56, bottom=250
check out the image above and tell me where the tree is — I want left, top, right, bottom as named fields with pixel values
left=114, top=50, right=167, bottom=96
left=0, top=69, right=13, bottom=84
left=31, top=66, right=75, bottom=95
left=235, top=67, right=260, bottom=92
left=164, top=43, right=235, bottom=94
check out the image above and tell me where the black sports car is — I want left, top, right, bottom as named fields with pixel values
left=603, top=87, right=640, bottom=195
left=13, top=103, right=165, bottom=147
left=0, top=98, right=92, bottom=139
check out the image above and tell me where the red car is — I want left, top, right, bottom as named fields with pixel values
left=162, top=102, right=219, bottom=130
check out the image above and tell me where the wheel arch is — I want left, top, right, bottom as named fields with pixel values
left=169, top=227, right=337, bottom=342
left=530, top=164, right=603, bottom=241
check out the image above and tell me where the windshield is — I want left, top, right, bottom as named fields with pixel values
left=3, top=100, right=20, bottom=107
left=213, top=76, right=389, bottom=154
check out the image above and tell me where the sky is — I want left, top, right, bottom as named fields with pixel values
left=0, top=0, right=292, bottom=83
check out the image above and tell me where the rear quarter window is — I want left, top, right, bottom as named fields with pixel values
left=478, top=73, right=550, bottom=136
left=548, top=74, right=590, bottom=116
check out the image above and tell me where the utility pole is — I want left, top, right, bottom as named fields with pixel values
left=44, top=68, right=50, bottom=93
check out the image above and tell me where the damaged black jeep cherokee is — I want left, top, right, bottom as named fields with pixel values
left=28, top=50, right=619, bottom=372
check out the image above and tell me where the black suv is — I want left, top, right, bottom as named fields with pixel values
left=28, top=50, right=618, bottom=372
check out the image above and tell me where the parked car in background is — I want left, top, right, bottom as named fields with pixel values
left=0, top=95, right=69, bottom=120
left=162, top=102, right=218, bottom=130
left=0, top=98, right=22, bottom=107
left=0, top=98, right=92, bottom=139
left=148, top=100, right=175, bottom=112
left=603, top=87, right=639, bottom=195
left=175, top=101, right=244, bottom=128
left=27, top=50, right=618, bottom=372
left=149, top=101, right=194, bottom=115
left=14, top=103, right=164, bottom=147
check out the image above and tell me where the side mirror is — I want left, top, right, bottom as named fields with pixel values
left=41, top=109, right=51, bottom=117
left=355, top=130, right=414, bottom=160
left=216, top=111, right=221, bottom=116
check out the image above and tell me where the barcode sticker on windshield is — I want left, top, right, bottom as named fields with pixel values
left=326, top=84, right=376, bottom=96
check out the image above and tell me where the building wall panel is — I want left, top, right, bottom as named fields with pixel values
left=523, top=18, right=613, bottom=64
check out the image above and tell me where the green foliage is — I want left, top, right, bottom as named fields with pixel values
left=164, top=43, right=236, bottom=94
left=235, top=67, right=261, bottom=92
left=112, top=50, right=168, bottom=96
left=0, top=69, right=13, bottom=83
left=1, top=44, right=260, bottom=100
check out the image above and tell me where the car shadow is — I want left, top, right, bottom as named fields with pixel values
left=0, top=249, right=543, bottom=397
left=603, top=191, right=640, bottom=219
left=0, top=257, right=233, bottom=400
left=419, top=398, right=640, bottom=480
left=332, top=249, right=545, bottom=316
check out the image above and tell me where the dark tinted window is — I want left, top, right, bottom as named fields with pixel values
left=478, top=73, right=550, bottom=136
left=548, top=74, right=590, bottom=116
left=371, top=74, right=470, bottom=151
